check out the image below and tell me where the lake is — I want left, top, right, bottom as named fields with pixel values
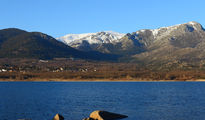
left=0, top=82, right=205, bottom=120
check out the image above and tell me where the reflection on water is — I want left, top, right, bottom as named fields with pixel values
left=0, top=82, right=205, bottom=120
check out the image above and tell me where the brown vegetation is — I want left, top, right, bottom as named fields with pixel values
left=0, top=58, right=205, bottom=81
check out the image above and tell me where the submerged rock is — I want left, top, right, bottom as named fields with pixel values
left=83, top=110, right=128, bottom=120
left=53, top=113, right=64, bottom=120
left=17, top=118, right=32, bottom=120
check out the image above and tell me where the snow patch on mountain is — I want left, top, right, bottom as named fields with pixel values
left=57, top=31, right=125, bottom=47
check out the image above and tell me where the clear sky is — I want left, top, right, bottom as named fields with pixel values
left=1, top=0, right=205, bottom=37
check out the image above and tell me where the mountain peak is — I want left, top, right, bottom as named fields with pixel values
left=187, top=21, right=200, bottom=25
left=57, top=31, right=125, bottom=47
left=186, top=21, right=204, bottom=31
left=134, top=21, right=204, bottom=39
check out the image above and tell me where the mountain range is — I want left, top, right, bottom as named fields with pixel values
left=57, top=21, right=205, bottom=69
left=1, top=21, right=205, bottom=69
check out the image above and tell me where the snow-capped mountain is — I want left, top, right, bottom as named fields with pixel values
left=81, top=21, right=204, bottom=55
left=57, top=31, right=125, bottom=50
left=115, top=21, right=205, bottom=64
left=136, top=21, right=202, bottom=40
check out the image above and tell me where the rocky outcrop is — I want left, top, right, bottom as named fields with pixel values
left=53, top=113, right=64, bottom=120
left=83, top=110, right=128, bottom=120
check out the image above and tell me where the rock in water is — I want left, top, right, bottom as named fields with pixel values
left=82, top=118, right=95, bottom=120
left=83, top=110, right=128, bottom=120
left=53, top=114, right=64, bottom=120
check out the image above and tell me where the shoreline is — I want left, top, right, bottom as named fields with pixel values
left=0, top=78, right=205, bottom=82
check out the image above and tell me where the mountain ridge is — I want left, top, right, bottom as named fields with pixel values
left=0, top=28, right=119, bottom=61
left=57, top=21, right=204, bottom=53
left=1, top=21, right=205, bottom=70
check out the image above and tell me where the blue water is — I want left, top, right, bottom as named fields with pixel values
left=0, top=82, right=205, bottom=120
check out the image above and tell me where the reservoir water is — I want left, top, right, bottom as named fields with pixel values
left=0, top=82, right=205, bottom=120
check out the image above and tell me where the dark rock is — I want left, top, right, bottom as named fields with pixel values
left=83, top=110, right=128, bottom=120
left=82, top=118, right=95, bottom=120
left=53, top=113, right=64, bottom=120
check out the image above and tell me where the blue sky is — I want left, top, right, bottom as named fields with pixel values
left=1, top=0, right=205, bottom=37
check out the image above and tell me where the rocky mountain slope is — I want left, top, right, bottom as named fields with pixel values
left=120, top=21, right=205, bottom=69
